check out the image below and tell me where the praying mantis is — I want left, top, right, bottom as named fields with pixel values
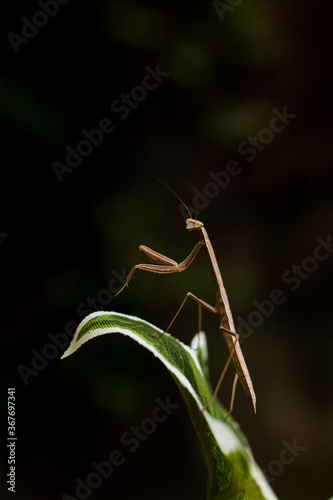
left=115, top=187, right=256, bottom=415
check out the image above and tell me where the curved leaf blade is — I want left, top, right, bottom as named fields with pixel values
left=61, top=311, right=278, bottom=500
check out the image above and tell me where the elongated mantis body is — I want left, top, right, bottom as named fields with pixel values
left=115, top=204, right=256, bottom=414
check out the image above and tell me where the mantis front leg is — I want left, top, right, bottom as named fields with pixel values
left=115, top=239, right=205, bottom=297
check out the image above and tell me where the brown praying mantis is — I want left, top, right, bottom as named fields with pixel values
left=115, top=187, right=256, bottom=415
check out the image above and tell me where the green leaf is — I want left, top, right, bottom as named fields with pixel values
left=62, top=311, right=278, bottom=500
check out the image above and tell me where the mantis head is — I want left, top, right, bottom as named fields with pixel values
left=186, top=218, right=204, bottom=231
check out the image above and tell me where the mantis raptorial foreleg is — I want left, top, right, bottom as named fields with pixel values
left=116, top=240, right=205, bottom=294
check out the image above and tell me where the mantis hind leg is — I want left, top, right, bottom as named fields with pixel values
left=201, top=349, right=239, bottom=421
left=149, top=292, right=217, bottom=339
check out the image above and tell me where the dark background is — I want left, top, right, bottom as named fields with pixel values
left=1, top=1, right=333, bottom=499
